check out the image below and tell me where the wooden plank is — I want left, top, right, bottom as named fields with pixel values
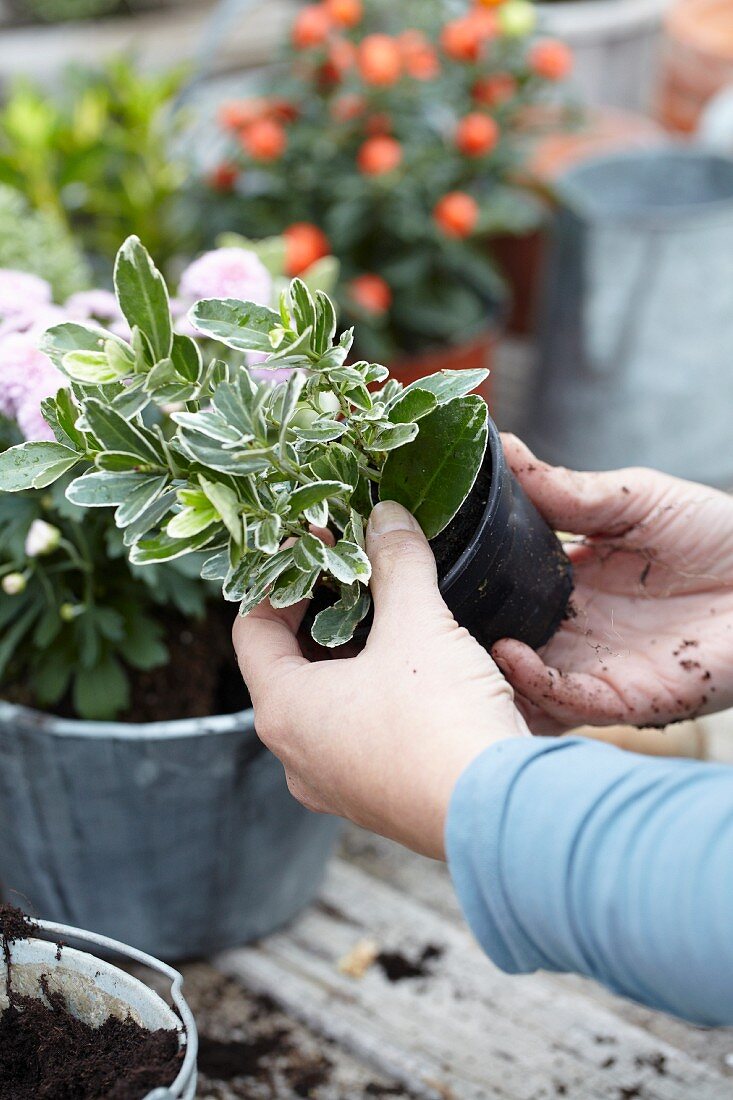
left=340, top=826, right=733, bottom=1077
left=213, top=859, right=730, bottom=1100
left=130, top=958, right=411, bottom=1099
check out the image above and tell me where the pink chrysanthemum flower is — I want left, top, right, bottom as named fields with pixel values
left=64, top=289, right=122, bottom=323
left=179, top=248, right=272, bottom=308
left=0, top=331, right=64, bottom=442
left=0, top=270, right=53, bottom=321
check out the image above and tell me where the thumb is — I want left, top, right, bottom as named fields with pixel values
left=366, top=500, right=451, bottom=643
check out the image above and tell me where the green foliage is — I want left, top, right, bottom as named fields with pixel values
left=0, top=476, right=208, bottom=721
left=0, top=238, right=489, bottom=648
left=12, top=0, right=120, bottom=22
left=0, top=185, right=89, bottom=300
left=0, top=59, right=199, bottom=273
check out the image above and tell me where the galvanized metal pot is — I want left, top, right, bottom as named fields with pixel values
left=528, top=148, right=733, bottom=487
left=0, top=918, right=198, bottom=1099
left=0, top=704, right=340, bottom=959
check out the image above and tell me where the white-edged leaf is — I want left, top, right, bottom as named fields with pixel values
left=311, top=585, right=370, bottom=648
left=115, top=476, right=168, bottom=527
left=369, top=421, right=419, bottom=452
left=269, top=565, right=320, bottom=608
left=67, top=470, right=150, bottom=507
left=0, top=442, right=80, bottom=492
left=254, top=514, right=282, bottom=554
left=199, top=476, right=242, bottom=544
left=404, top=368, right=489, bottom=405
left=130, top=526, right=217, bottom=564
left=288, top=480, right=348, bottom=516
left=190, top=298, right=280, bottom=353
left=293, top=532, right=329, bottom=571
left=325, top=540, right=371, bottom=585
left=113, top=235, right=172, bottom=362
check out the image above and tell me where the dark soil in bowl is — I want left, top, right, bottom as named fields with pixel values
left=0, top=904, right=182, bottom=1100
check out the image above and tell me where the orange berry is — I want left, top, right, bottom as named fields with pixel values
left=320, top=37, right=357, bottom=82
left=348, top=274, right=392, bottom=314
left=292, top=4, right=331, bottom=49
left=404, top=42, right=440, bottom=80
left=357, top=135, right=402, bottom=175
left=529, top=39, right=573, bottom=81
left=331, top=93, right=366, bottom=122
left=434, top=192, right=479, bottom=238
left=217, top=98, right=266, bottom=131
left=269, top=98, right=299, bottom=122
left=473, top=0, right=503, bottom=7
left=283, top=223, right=331, bottom=277
left=358, top=34, right=403, bottom=86
left=473, top=73, right=517, bottom=106
left=467, top=7, right=498, bottom=38
left=440, top=17, right=482, bottom=62
left=242, top=118, right=287, bottom=161
left=365, top=112, right=392, bottom=136
left=209, top=163, right=238, bottom=192
left=455, top=112, right=499, bottom=156
left=325, top=0, right=362, bottom=27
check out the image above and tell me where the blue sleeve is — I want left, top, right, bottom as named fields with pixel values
left=445, top=736, right=733, bottom=1026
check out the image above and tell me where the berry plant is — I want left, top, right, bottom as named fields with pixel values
left=0, top=237, right=490, bottom=648
left=206, top=0, right=572, bottom=361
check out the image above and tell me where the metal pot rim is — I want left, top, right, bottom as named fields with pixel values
left=556, top=146, right=733, bottom=225
left=0, top=699, right=255, bottom=741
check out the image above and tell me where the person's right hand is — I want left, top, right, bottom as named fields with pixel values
left=493, top=437, right=733, bottom=732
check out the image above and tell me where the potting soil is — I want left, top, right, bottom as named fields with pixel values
left=0, top=903, right=182, bottom=1100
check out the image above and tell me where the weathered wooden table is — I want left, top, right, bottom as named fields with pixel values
left=169, top=824, right=733, bottom=1099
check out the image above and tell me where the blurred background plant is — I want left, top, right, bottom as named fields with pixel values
left=0, top=57, right=201, bottom=279
left=8, top=0, right=121, bottom=22
left=0, top=183, right=90, bottom=299
left=203, top=0, right=572, bottom=365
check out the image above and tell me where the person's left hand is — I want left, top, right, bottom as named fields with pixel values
left=233, top=501, right=527, bottom=860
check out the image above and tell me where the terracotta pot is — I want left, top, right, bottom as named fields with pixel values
left=493, top=108, right=667, bottom=336
left=389, top=328, right=498, bottom=403
left=657, top=0, right=733, bottom=133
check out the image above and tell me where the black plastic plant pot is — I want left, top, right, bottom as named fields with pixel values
left=305, top=416, right=573, bottom=656
left=434, top=416, right=573, bottom=651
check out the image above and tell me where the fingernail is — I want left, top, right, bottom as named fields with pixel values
left=368, top=500, right=419, bottom=535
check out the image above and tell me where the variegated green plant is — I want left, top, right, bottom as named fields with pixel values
left=0, top=236, right=489, bottom=647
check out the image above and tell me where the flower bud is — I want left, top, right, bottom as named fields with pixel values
left=25, top=519, right=61, bottom=558
left=60, top=602, right=83, bottom=622
left=2, top=572, right=26, bottom=596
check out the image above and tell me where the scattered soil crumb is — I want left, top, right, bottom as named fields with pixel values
left=634, top=1053, right=667, bottom=1076
left=618, top=1086, right=644, bottom=1100
left=601, top=1057, right=617, bottom=1069
left=285, top=1053, right=333, bottom=1097
left=338, top=938, right=380, bottom=979
left=680, top=659, right=701, bottom=672
left=197, top=1031, right=290, bottom=1081
left=377, top=944, right=443, bottom=982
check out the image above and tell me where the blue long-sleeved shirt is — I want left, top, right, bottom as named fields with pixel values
left=446, top=736, right=733, bottom=1026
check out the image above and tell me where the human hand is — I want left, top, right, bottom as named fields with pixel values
left=493, top=437, right=733, bottom=732
left=233, top=501, right=527, bottom=860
